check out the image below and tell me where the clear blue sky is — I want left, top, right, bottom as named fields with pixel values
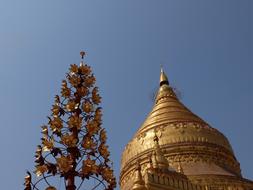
left=0, top=0, right=252, bottom=189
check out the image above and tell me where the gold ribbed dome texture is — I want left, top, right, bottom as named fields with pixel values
left=120, top=69, right=242, bottom=190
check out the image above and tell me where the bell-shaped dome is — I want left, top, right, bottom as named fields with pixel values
left=120, top=69, right=241, bottom=190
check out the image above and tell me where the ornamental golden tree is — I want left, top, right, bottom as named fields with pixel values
left=24, top=52, right=116, bottom=190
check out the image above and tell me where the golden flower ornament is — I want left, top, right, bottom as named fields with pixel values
left=56, top=156, right=73, bottom=173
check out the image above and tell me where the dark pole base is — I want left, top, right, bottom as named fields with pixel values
left=66, top=185, right=76, bottom=190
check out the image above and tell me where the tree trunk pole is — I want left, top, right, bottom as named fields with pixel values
left=66, top=112, right=79, bottom=190
left=66, top=175, right=76, bottom=190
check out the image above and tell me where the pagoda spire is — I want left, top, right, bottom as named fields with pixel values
left=152, top=134, right=169, bottom=170
left=155, top=68, right=177, bottom=103
left=160, top=67, right=169, bottom=86
left=132, top=161, right=147, bottom=190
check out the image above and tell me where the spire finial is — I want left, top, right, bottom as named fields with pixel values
left=160, top=67, right=169, bottom=86
left=152, top=134, right=169, bottom=170
left=80, top=51, right=86, bottom=59
left=80, top=51, right=86, bottom=66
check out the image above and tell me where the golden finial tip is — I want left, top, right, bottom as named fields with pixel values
left=160, top=67, right=169, bottom=86
left=80, top=51, right=86, bottom=59
left=80, top=51, right=86, bottom=66
left=160, top=65, right=163, bottom=73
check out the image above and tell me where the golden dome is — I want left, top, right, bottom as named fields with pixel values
left=120, top=69, right=241, bottom=190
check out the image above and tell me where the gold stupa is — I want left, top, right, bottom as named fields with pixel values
left=120, top=69, right=253, bottom=190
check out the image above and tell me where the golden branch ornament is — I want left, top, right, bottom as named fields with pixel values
left=24, top=52, right=116, bottom=190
